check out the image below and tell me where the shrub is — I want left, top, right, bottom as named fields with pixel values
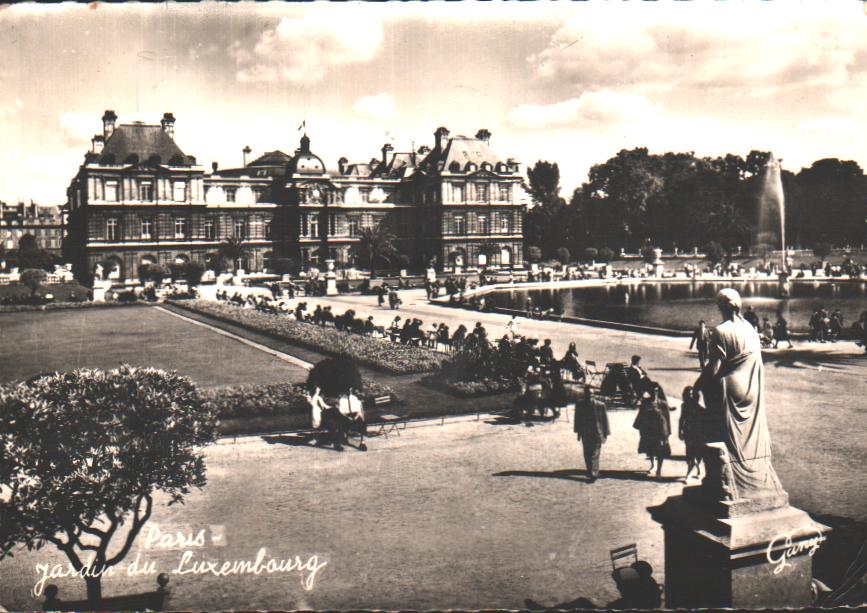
left=583, top=247, right=598, bottom=262
left=597, top=247, right=614, bottom=262
left=555, top=247, right=570, bottom=265
left=0, top=366, right=217, bottom=602
left=200, top=379, right=395, bottom=421
left=398, top=254, right=411, bottom=270
left=170, top=300, right=447, bottom=374
left=640, top=245, right=657, bottom=264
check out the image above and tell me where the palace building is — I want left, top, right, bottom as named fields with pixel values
left=65, top=111, right=525, bottom=282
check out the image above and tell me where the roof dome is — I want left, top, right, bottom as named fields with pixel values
left=288, top=134, right=326, bottom=175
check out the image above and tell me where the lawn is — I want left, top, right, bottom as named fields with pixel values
left=0, top=305, right=309, bottom=388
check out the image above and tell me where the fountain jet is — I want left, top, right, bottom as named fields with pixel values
left=758, top=154, right=786, bottom=272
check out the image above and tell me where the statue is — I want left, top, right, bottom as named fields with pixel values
left=94, top=263, right=104, bottom=281
left=694, top=288, right=786, bottom=504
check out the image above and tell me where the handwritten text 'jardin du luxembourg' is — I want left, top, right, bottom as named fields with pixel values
left=32, top=524, right=328, bottom=597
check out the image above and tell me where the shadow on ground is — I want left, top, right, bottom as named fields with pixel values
left=493, top=468, right=683, bottom=484
left=762, top=348, right=865, bottom=372
left=811, top=514, right=867, bottom=589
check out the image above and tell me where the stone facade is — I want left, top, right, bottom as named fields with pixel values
left=65, top=111, right=525, bottom=281
left=0, top=201, right=64, bottom=255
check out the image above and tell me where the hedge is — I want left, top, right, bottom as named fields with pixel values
left=169, top=299, right=447, bottom=374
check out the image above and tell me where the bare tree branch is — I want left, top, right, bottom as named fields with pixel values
left=105, top=494, right=152, bottom=568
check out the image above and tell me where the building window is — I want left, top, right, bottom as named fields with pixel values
left=499, top=185, right=510, bottom=202
left=105, top=180, right=118, bottom=202
left=140, top=180, right=154, bottom=201
left=106, top=218, right=119, bottom=241
left=348, top=218, right=359, bottom=237
left=309, top=215, right=319, bottom=238
left=204, top=218, right=215, bottom=240
left=453, top=184, right=464, bottom=203
left=264, top=219, right=272, bottom=238
left=500, top=213, right=512, bottom=234
left=174, top=217, right=187, bottom=239
left=478, top=214, right=489, bottom=235
left=329, top=214, right=336, bottom=237
left=225, top=187, right=236, bottom=203
left=141, top=218, right=154, bottom=240
left=476, top=182, right=489, bottom=202
left=478, top=252, right=488, bottom=267
left=234, top=219, right=246, bottom=239
left=173, top=181, right=188, bottom=202
left=454, top=214, right=465, bottom=235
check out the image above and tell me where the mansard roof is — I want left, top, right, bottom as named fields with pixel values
left=99, top=123, right=196, bottom=166
left=419, top=133, right=507, bottom=175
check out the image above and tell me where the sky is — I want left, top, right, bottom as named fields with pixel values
left=1, top=1, right=865, bottom=206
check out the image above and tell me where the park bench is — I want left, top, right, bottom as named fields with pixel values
left=43, top=574, right=170, bottom=612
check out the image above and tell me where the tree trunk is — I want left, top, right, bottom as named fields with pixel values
left=86, top=576, right=102, bottom=604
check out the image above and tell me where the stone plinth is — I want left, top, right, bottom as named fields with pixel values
left=650, top=488, right=829, bottom=608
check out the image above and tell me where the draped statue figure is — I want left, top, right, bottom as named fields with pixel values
left=695, top=288, right=786, bottom=502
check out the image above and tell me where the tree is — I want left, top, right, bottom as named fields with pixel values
left=306, top=357, right=363, bottom=397
left=138, top=263, right=166, bottom=286
left=523, top=161, right=569, bottom=258
left=183, top=261, right=205, bottom=288
left=19, top=268, right=47, bottom=297
left=813, top=242, right=832, bottom=262
left=0, top=366, right=217, bottom=603
left=555, top=247, right=571, bottom=265
left=640, top=244, right=657, bottom=264
left=583, top=247, right=598, bottom=262
left=526, top=246, right=542, bottom=263
left=597, top=247, right=614, bottom=262
left=704, top=241, right=726, bottom=265
left=17, top=233, right=38, bottom=252
left=216, top=237, right=250, bottom=273
left=352, top=223, right=398, bottom=278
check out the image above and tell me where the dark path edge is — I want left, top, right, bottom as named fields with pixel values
left=157, top=303, right=512, bottom=421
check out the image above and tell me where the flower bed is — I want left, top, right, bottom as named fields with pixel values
left=202, top=379, right=395, bottom=436
left=0, top=301, right=142, bottom=314
left=421, top=375, right=519, bottom=398
left=169, top=299, right=447, bottom=374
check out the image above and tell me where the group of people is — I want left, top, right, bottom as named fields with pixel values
left=305, top=386, right=367, bottom=451
left=808, top=307, right=847, bottom=343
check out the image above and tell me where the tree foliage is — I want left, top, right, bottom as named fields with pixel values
left=0, top=366, right=217, bottom=602
left=306, top=357, right=363, bottom=397
left=524, top=151, right=866, bottom=259
left=216, top=237, right=251, bottom=273
left=19, top=268, right=47, bottom=296
left=352, top=223, right=398, bottom=277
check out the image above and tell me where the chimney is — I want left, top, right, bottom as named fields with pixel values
left=475, top=129, right=491, bottom=143
left=338, top=157, right=348, bottom=174
left=381, top=143, right=394, bottom=166
left=211, top=161, right=219, bottom=173
left=242, top=146, right=251, bottom=166
left=434, top=127, right=450, bottom=152
left=91, top=134, right=105, bottom=154
left=102, top=110, right=117, bottom=140
left=160, top=112, right=176, bottom=139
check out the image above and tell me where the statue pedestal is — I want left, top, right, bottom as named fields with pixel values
left=325, top=276, right=338, bottom=296
left=650, top=487, right=829, bottom=608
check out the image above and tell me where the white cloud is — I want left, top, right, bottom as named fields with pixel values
left=232, top=9, right=384, bottom=84
left=530, top=3, right=865, bottom=95
left=507, top=90, right=658, bottom=131
left=58, top=112, right=99, bottom=146
left=353, top=93, right=396, bottom=123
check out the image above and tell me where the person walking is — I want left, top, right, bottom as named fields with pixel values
left=773, top=314, right=793, bottom=349
left=574, top=385, right=610, bottom=482
left=679, top=386, right=705, bottom=482
left=689, top=320, right=710, bottom=368
left=634, top=388, right=672, bottom=478
left=506, top=315, right=520, bottom=339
